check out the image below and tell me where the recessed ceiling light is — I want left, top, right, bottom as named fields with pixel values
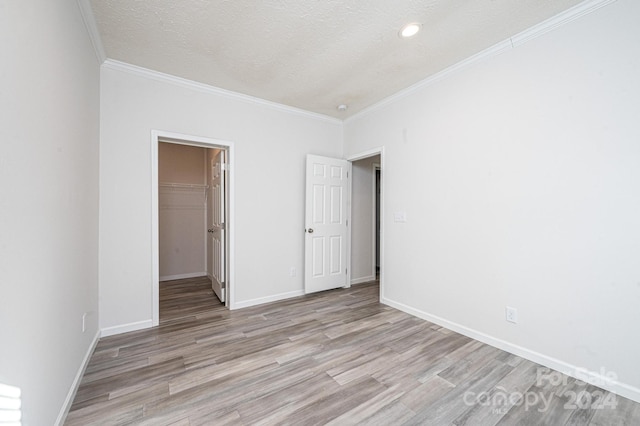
left=399, top=23, right=422, bottom=38
left=337, top=104, right=348, bottom=112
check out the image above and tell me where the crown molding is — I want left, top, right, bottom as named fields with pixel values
left=346, top=0, right=617, bottom=124
left=77, top=0, right=106, bottom=64
left=511, top=0, right=617, bottom=47
left=102, top=59, right=342, bottom=125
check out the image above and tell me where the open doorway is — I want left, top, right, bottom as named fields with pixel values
left=151, top=131, right=235, bottom=327
left=348, top=148, right=384, bottom=299
left=157, top=143, right=210, bottom=283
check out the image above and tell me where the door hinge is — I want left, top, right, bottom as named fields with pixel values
left=221, top=163, right=228, bottom=171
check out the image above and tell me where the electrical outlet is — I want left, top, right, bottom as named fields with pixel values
left=505, top=306, right=518, bottom=324
left=82, top=312, right=87, bottom=332
left=290, top=267, right=296, bottom=277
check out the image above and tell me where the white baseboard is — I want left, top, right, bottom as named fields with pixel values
left=100, top=319, right=153, bottom=337
left=351, top=275, right=376, bottom=285
left=159, top=272, right=207, bottom=282
left=381, top=296, right=640, bottom=404
left=232, top=290, right=305, bottom=310
left=55, top=329, right=101, bottom=425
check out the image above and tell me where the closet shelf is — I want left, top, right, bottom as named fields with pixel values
left=159, top=182, right=208, bottom=190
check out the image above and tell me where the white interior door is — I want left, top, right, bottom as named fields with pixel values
left=305, top=154, right=351, bottom=294
left=209, top=150, right=226, bottom=302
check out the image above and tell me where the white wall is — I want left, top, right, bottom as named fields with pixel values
left=0, top=1, right=100, bottom=424
left=344, top=0, right=640, bottom=402
left=99, top=64, right=343, bottom=331
left=351, top=155, right=380, bottom=283
left=159, top=144, right=207, bottom=280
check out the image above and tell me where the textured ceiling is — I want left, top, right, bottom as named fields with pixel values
left=90, top=0, right=585, bottom=118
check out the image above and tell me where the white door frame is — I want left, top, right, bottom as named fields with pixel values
left=151, top=130, right=235, bottom=326
left=347, top=147, right=384, bottom=301
left=372, top=162, right=380, bottom=281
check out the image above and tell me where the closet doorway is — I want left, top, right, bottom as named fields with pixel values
left=157, top=143, right=210, bottom=283
left=151, top=131, right=234, bottom=326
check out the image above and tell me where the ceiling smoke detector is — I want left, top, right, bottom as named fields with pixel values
left=399, top=23, right=422, bottom=38
left=337, top=104, right=348, bottom=112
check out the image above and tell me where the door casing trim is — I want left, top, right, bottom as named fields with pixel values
left=151, top=130, right=235, bottom=326
left=347, top=147, right=385, bottom=302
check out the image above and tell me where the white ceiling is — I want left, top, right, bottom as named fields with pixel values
left=89, top=0, right=585, bottom=118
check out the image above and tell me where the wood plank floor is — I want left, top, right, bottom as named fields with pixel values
left=66, top=277, right=640, bottom=425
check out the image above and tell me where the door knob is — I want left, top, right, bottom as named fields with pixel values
left=306, top=228, right=314, bottom=233
left=207, top=229, right=214, bottom=233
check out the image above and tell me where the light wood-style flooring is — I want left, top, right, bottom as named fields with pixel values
left=66, top=277, right=640, bottom=425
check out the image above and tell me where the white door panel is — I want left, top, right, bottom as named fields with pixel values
left=305, top=154, right=350, bottom=294
left=209, top=150, right=226, bottom=302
